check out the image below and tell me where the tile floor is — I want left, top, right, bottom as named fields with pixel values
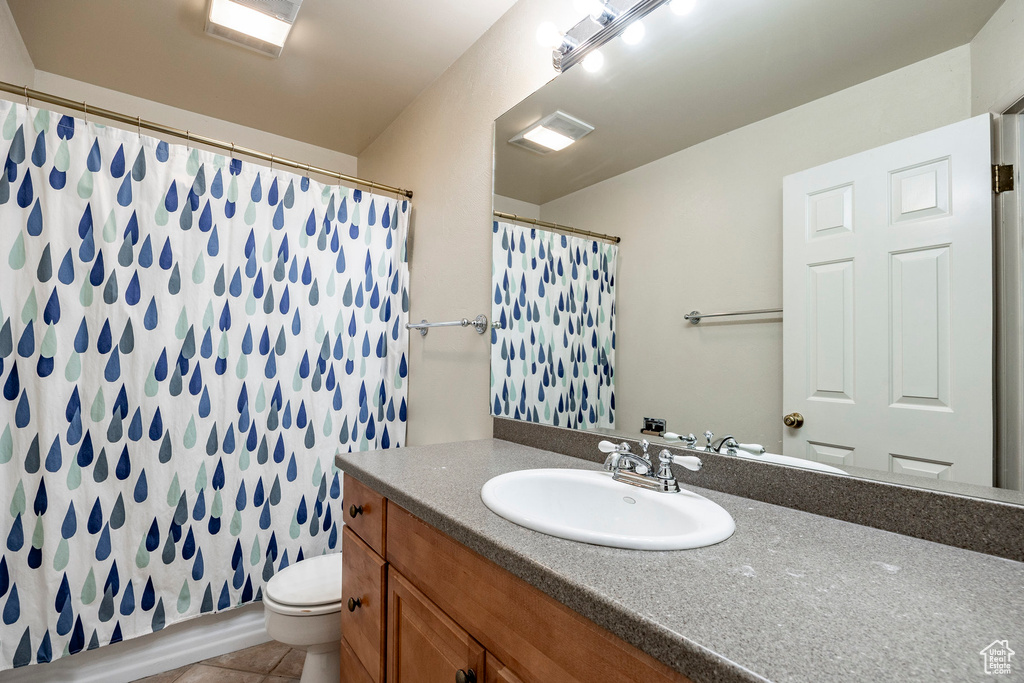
left=134, top=641, right=303, bottom=683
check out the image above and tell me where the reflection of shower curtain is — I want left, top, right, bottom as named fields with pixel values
left=0, top=99, right=409, bottom=670
left=491, top=220, right=616, bottom=429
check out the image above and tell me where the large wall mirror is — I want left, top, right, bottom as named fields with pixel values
left=490, top=0, right=1024, bottom=504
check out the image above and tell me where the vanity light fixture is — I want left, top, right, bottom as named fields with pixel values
left=205, top=0, right=302, bottom=58
left=582, top=50, right=606, bottom=72
left=670, top=0, right=697, bottom=15
left=541, top=0, right=682, bottom=72
left=621, top=20, right=646, bottom=45
left=536, top=21, right=579, bottom=53
left=509, top=111, right=595, bottom=154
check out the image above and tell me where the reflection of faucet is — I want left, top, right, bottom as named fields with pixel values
left=701, top=432, right=767, bottom=456
left=709, top=435, right=735, bottom=453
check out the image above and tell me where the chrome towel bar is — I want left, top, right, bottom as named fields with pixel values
left=685, top=308, right=782, bottom=325
left=406, top=315, right=488, bottom=337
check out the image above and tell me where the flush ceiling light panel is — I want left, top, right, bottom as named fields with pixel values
left=509, top=111, right=595, bottom=154
left=206, top=0, right=302, bottom=57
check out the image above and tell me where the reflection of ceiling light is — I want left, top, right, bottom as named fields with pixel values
left=524, top=126, right=576, bottom=151
left=622, top=20, right=645, bottom=45
left=509, top=111, right=595, bottom=155
left=206, top=0, right=301, bottom=58
left=670, top=0, right=697, bottom=16
left=582, top=49, right=605, bottom=72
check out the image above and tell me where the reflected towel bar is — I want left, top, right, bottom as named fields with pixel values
left=406, top=315, right=488, bottom=337
left=685, top=308, right=783, bottom=325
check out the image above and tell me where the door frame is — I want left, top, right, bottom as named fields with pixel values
left=996, top=111, right=1024, bottom=491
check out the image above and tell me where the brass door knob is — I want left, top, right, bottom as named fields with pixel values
left=783, top=413, right=804, bottom=428
left=455, top=669, right=477, bottom=683
left=349, top=504, right=363, bottom=518
left=347, top=597, right=361, bottom=612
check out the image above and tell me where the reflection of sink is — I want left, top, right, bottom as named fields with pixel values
left=481, top=469, right=735, bottom=550
left=735, top=451, right=848, bottom=475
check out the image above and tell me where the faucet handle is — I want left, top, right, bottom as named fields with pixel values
left=639, top=439, right=650, bottom=457
left=598, top=440, right=630, bottom=454
left=657, top=449, right=703, bottom=475
left=703, top=430, right=714, bottom=451
left=735, top=442, right=766, bottom=455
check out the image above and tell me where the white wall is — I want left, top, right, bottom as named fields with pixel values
left=972, top=0, right=1024, bottom=115
left=0, top=0, right=33, bottom=85
left=540, top=46, right=972, bottom=451
left=493, top=194, right=540, bottom=220
left=358, top=0, right=578, bottom=445
left=30, top=71, right=357, bottom=179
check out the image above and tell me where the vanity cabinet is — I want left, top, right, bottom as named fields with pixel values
left=340, top=475, right=691, bottom=683
left=388, top=568, right=486, bottom=683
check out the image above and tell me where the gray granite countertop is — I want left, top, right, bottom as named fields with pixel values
left=335, top=439, right=1024, bottom=683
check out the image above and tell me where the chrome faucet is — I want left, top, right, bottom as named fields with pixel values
left=702, top=433, right=767, bottom=456
left=600, top=441, right=653, bottom=475
left=599, top=440, right=702, bottom=493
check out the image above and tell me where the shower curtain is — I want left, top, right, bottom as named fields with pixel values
left=490, top=220, right=616, bottom=429
left=0, top=99, right=409, bottom=669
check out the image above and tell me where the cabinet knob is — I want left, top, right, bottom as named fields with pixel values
left=455, top=669, right=477, bottom=683
left=349, top=504, right=364, bottom=518
left=783, top=412, right=804, bottom=428
left=347, top=597, right=361, bottom=612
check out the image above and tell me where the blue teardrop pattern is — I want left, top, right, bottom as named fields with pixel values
left=0, top=97, right=409, bottom=668
left=489, top=221, right=617, bottom=430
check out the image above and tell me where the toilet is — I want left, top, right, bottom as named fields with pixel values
left=263, top=552, right=344, bottom=683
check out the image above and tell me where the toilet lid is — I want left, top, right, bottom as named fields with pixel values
left=265, top=552, right=343, bottom=607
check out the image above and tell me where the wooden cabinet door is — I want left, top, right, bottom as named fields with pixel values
left=485, top=653, right=527, bottom=683
left=388, top=567, right=485, bottom=683
left=342, top=526, right=388, bottom=683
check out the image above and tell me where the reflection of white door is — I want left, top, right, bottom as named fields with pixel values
left=782, top=114, right=993, bottom=486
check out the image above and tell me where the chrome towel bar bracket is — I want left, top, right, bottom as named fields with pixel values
left=406, top=315, right=488, bottom=337
left=685, top=308, right=783, bottom=325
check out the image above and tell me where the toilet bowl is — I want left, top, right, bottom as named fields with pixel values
left=263, top=552, right=344, bottom=683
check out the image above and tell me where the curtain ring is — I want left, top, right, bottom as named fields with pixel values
left=83, top=102, right=88, bottom=124
left=137, top=115, right=143, bottom=139
left=23, top=86, right=29, bottom=106
left=230, top=142, right=235, bottom=159
left=270, top=154, right=275, bottom=172
left=368, top=180, right=377, bottom=197
left=186, top=130, right=190, bottom=149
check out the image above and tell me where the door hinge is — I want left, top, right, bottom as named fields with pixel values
left=994, top=164, right=1015, bottom=194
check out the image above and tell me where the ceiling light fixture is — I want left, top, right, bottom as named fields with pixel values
left=205, top=0, right=302, bottom=58
left=524, top=126, right=576, bottom=152
left=509, top=111, right=596, bottom=154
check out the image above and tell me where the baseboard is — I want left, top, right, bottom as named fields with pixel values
left=0, top=603, right=271, bottom=683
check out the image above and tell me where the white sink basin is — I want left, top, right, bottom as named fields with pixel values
left=480, top=469, right=735, bottom=550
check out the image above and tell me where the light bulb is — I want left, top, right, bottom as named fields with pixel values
left=670, top=0, right=697, bottom=16
left=536, top=22, right=564, bottom=49
left=582, top=50, right=604, bottom=73
left=622, top=20, right=645, bottom=45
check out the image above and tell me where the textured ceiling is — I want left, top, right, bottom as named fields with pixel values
left=495, top=0, right=1004, bottom=205
left=8, top=0, right=519, bottom=155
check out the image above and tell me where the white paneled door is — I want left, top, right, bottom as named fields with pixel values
left=782, top=115, right=993, bottom=485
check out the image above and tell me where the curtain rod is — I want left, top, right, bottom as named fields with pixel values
left=0, top=80, right=413, bottom=199
left=493, top=211, right=621, bottom=244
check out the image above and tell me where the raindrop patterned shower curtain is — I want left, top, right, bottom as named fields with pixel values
left=0, top=99, right=409, bottom=670
left=490, top=220, right=616, bottom=429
